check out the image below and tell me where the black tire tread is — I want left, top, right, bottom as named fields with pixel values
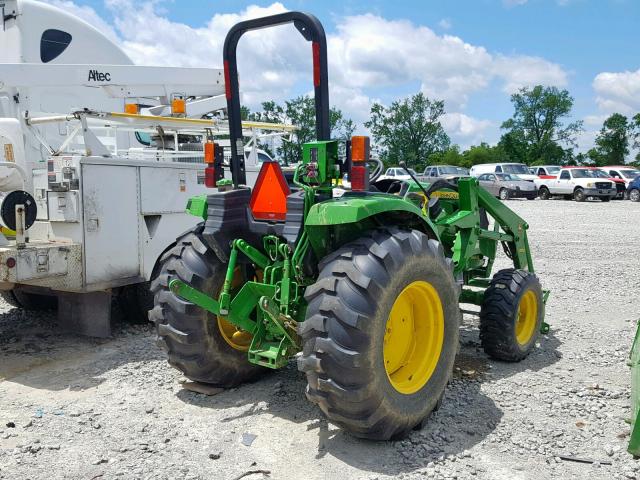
left=2, top=290, right=57, bottom=311
left=298, top=227, right=460, bottom=440
left=150, top=224, right=263, bottom=386
left=0, top=290, right=21, bottom=308
left=479, top=268, right=542, bottom=362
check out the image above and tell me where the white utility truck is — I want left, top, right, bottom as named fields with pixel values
left=0, top=0, right=293, bottom=336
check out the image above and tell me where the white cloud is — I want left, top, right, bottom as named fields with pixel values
left=593, top=69, right=640, bottom=115
left=442, top=113, right=494, bottom=148
left=438, top=18, right=452, bottom=30
left=503, top=0, right=529, bottom=6
left=40, top=1, right=569, bottom=132
left=46, top=0, right=120, bottom=42
left=493, top=55, right=568, bottom=94
left=328, top=13, right=567, bottom=109
left=583, top=114, right=607, bottom=127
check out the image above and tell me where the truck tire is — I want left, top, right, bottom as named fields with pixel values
left=149, top=224, right=264, bottom=387
left=499, top=188, right=510, bottom=200
left=0, top=289, right=57, bottom=311
left=538, top=187, right=551, bottom=200
left=480, top=269, right=543, bottom=362
left=119, top=282, right=155, bottom=324
left=298, top=228, right=460, bottom=440
left=0, top=290, right=21, bottom=308
left=601, top=196, right=611, bottom=203
left=629, top=189, right=640, bottom=202
left=573, top=188, right=586, bottom=202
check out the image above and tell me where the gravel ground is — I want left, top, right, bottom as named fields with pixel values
left=0, top=199, right=639, bottom=480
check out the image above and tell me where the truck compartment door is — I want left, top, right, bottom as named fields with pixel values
left=81, top=164, right=140, bottom=285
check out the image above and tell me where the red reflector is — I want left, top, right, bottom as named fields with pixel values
left=204, top=142, right=214, bottom=164
left=250, top=162, right=291, bottom=221
left=205, top=166, right=216, bottom=188
left=351, top=136, right=370, bottom=163
left=224, top=60, right=232, bottom=99
left=6, top=257, right=16, bottom=269
left=312, top=41, right=321, bottom=87
left=350, top=165, right=368, bottom=191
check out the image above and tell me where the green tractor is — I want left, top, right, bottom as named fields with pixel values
left=150, top=11, right=549, bottom=440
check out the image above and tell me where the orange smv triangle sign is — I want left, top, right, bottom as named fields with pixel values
left=249, top=162, right=291, bottom=221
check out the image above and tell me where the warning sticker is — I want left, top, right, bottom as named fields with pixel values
left=3, top=144, right=14, bottom=162
left=431, top=191, right=459, bottom=200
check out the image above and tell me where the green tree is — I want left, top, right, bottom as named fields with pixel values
left=500, top=85, right=583, bottom=165
left=498, top=129, right=529, bottom=165
left=248, top=97, right=355, bottom=164
left=632, top=113, right=640, bottom=162
left=463, top=143, right=508, bottom=168
left=365, top=93, right=450, bottom=171
left=427, top=145, right=464, bottom=168
left=590, top=113, right=630, bottom=166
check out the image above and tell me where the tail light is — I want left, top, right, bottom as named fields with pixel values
left=124, top=103, right=139, bottom=114
left=249, top=162, right=291, bottom=221
left=204, top=142, right=224, bottom=188
left=171, top=93, right=186, bottom=116
left=350, top=135, right=370, bottom=191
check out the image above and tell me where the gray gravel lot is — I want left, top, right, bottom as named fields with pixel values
left=1, top=199, right=639, bottom=480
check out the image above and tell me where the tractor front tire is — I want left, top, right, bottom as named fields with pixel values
left=149, top=224, right=264, bottom=387
left=298, top=228, right=460, bottom=440
left=480, top=269, right=543, bottom=362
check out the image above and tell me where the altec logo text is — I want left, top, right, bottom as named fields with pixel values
left=87, top=70, right=111, bottom=82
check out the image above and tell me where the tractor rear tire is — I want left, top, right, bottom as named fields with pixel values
left=480, top=269, right=543, bottom=362
left=149, top=224, right=264, bottom=387
left=298, top=228, right=460, bottom=440
left=0, top=289, right=57, bottom=311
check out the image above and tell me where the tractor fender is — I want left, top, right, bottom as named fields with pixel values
left=304, top=193, right=440, bottom=259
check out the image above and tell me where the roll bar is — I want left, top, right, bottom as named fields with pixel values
left=223, top=11, right=330, bottom=187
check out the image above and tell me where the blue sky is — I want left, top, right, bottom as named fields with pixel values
left=51, top=0, right=640, bottom=155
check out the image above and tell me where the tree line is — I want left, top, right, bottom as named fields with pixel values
left=243, top=85, right=640, bottom=170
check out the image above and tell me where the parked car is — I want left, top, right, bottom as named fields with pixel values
left=628, top=176, right=640, bottom=202
left=378, top=167, right=418, bottom=181
left=591, top=168, right=627, bottom=199
left=535, top=167, right=617, bottom=202
left=531, top=165, right=562, bottom=177
left=469, top=163, right=538, bottom=182
left=601, top=166, right=640, bottom=198
left=422, top=164, right=471, bottom=183
left=477, top=173, right=537, bottom=200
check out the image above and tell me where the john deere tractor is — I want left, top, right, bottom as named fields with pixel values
left=150, top=12, right=548, bottom=440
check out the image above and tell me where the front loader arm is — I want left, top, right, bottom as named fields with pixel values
left=436, top=178, right=534, bottom=278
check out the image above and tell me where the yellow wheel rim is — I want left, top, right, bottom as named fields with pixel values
left=218, top=316, right=253, bottom=351
left=515, top=290, right=538, bottom=346
left=383, top=280, right=444, bottom=395
left=216, top=267, right=253, bottom=351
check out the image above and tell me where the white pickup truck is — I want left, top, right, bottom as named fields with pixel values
left=535, top=167, right=617, bottom=202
